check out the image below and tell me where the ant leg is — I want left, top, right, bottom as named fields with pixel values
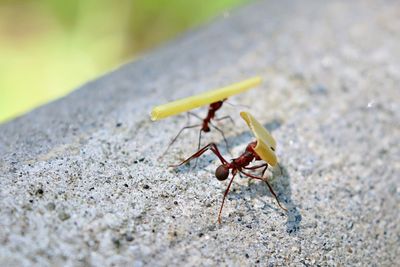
left=239, top=170, right=287, bottom=212
left=160, top=123, right=202, bottom=158
left=243, top=163, right=269, bottom=178
left=242, top=164, right=268, bottom=186
left=261, top=165, right=269, bottom=177
left=193, top=129, right=203, bottom=168
left=197, top=130, right=203, bottom=152
left=243, top=163, right=268, bottom=170
left=214, top=115, right=235, bottom=125
left=169, top=143, right=228, bottom=168
left=209, top=122, right=230, bottom=154
left=218, top=170, right=237, bottom=224
left=209, top=143, right=229, bottom=164
left=187, top=111, right=203, bottom=121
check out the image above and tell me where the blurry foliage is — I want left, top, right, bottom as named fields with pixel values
left=0, top=0, right=247, bottom=123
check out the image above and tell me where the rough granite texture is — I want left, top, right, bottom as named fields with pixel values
left=0, top=0, right=399, bottom=266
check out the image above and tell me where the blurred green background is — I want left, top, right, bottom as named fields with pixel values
left=0, top=0, right=247, bottom=123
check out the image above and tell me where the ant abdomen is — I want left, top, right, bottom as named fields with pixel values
left=215, top=165, right=230, bottom=181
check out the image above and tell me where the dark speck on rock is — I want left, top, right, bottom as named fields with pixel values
left=198, top=233, right=204, bottom=237
left=125, top=234, right=134, bottom=242
left=310, top=84, right=328, bottom=95
left=124, top=183, right=129, bottom=188
left=245, top=253, right=250, bottom=258
left=134, top=157, right=145, bottom=164
left=174, top=201, right=178, bottom=205
left=36, top=188, right=44, bottom=195
left=116, top=122, right=122, bottom=127
left=379, top=148, right=388, bottom=155
left=143, top=184, right=150, bottom=189
left=208, top=225, right=216, bottom=232
left=112, top=237, right=121, bottom=248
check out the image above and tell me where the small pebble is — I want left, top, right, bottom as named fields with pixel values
left=58, top=212, right=71, bottom=221
left=291, top=246, right=300, bottom=253
left=347, top=221, right=354, bottom=230
left=46, top=202, right=56, bottom=211
left=125, top=234, right=134, bottom=242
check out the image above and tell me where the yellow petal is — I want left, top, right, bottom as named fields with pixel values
left=150, top=76, right=262, bottom=121
left=240, top=111, right=278, bottom=166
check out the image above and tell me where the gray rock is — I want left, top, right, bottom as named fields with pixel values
left=1, top=0, right=399, bottom=266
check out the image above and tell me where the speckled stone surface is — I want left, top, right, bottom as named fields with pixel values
left=1, top=0, right=399, bottom=266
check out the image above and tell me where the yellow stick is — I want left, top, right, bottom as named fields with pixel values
left=240, top=111, right=278, bottom=166
left=151, top=76, right=262, bottom=121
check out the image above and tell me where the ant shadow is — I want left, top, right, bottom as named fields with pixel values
left=227, top=163, right=301, bottom=234
left=274, top=164, right=302, bottom=234
left=171, top=118, right=302, bottom=233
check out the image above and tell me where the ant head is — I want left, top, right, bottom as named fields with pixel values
left=215, top=164, right=229, bottom=181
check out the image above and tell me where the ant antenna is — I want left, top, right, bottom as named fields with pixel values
left=224, top=100, right=251, bottom=109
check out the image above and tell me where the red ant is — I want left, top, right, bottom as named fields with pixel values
left=161, top=99, right=234, bottom=157
left=170, top=142, right=287, bottom=223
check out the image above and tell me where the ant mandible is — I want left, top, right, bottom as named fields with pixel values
left=170, top=111, right=287, bottom=223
